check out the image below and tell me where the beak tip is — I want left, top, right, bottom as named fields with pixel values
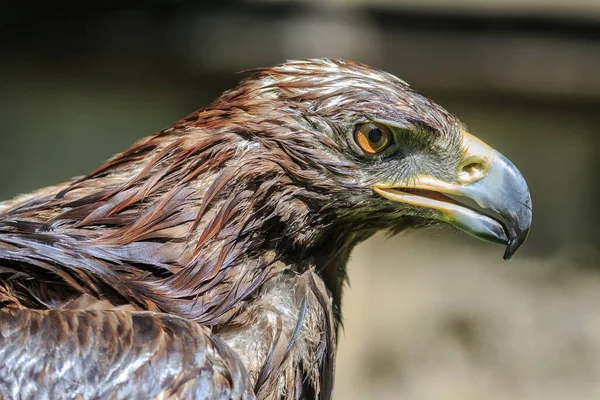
left=502, top=227, right=530, bottom=261
left=503, top=249, right=514, bottom=261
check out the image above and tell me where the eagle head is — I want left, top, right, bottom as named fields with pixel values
left=200, top=59, right=532, bottom=263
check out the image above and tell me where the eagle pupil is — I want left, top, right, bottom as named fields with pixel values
left=368, top=127, right=382, bottom=143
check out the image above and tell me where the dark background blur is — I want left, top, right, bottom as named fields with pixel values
left=1, top=1, right=599, bottom=398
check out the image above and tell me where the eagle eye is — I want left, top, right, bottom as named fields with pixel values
left=354, top=122, right=393, bottom=154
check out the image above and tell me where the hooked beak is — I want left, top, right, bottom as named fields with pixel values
left=373, top=131, right=532, bottom=260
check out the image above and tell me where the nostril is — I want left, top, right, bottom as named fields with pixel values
left=459, top=157, right=488, bottom=183
left=463, top=162, right=482, bottom=173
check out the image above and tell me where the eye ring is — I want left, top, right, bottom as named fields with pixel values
left=354, top=122, right=393, bottom=154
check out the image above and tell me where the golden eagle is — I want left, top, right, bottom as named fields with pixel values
left=0, top=59, right=531, bottom=399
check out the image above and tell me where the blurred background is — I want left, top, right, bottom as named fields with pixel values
left=1, top=1, right=599, bottom=398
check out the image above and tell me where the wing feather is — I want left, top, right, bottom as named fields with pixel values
left=0, top=308, right=255, bottom=400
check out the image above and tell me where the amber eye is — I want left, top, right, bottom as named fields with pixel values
left=354, top=123, right=393, bottom=154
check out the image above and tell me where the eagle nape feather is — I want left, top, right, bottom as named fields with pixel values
left=0, top=58, right=531, bottom=399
